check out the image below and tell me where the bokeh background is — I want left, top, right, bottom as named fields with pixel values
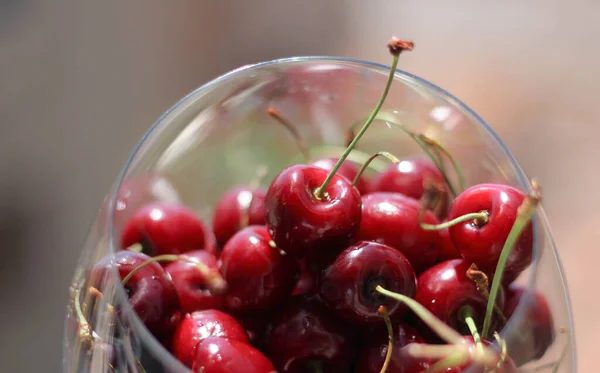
left=1, top=0, right=598, bottom=371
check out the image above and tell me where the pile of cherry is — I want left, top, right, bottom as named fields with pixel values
left=85, top=39, right=557, bottom=373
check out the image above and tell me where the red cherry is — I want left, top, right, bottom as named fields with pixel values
left=320, top=241, right=416, bottom=324
left=312, top=157, right=369, bottom=194
left=267, top=295, right=355, bottom=373
left=444, top=336, right=517, bottom=373
left=415, top=259, right=504, bottom=339
left=368, top=157, right=449, bottom=216
left=447, top=184, right=533, bottom=283
left=357, top=192, right=449, bottom=273
left=193, top=336, right=275, bottom=373
left=438, top=228, right=461, bottom=261
left=220, top=226, right=299, bottom=312
left=356, top=323, right=432, bottom=373
left=171, top=310, right=249, bottom=368
left=121, top=202, right=217, bottom=257
left=265, top=164, right=361, bottom=258
left=90, top=251, right=181, bottom=340
left=292, top=261, right=316, bottom=296
left=503, top=285, right=555, bottom=366
left=212, top=186, right=267, bottom=248
left=164, top=250, right=224, bottom=313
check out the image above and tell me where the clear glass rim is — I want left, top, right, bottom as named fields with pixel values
left=105, top=56, right=576, bottom=372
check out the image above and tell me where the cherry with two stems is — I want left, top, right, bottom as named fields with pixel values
left=264, top=38, right=414, bottom=259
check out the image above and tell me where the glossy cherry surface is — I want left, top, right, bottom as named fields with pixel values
left=368, top=157, right=448, bottom=216
left=357, top=192, right=448, bottom=273
left=447, top=184, right=533, bottom=283
left=90, top=251, right=181, bottom=340
left=444, top=336, right=517, bottom=373
left=164, top=250, right=224, bottom=313
left=193, top=337, right=275, bottom=373
left=265, top=164, right=361, bottom=258
left=503, top=285, right=555, bottom=366
left=121, top=202, right=217, bottom=256
left=415, top=259, right=504, bottom=338
left=356, top=323, right=431, bottom=373
left=171, top=310, right=249, bottom=368
left=267, top=295, right=355, bottom=373
left=312, top=156, right=369, bottom=194
left=212, top=186, right=267, bottom=248
left=220, top=225, right=299, bottom=312
left=320, top=241, right=416, bottom=324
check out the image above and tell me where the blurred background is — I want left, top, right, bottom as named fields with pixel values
left=1, top=0, right=598, bottom=371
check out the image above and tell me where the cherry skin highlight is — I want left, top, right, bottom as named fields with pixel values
left=415, top=259, right=504, bottom=339
left=503, top=285, right=555, bottom=366
left=447, top=184, right=533, bottom=284
left=220, top=225, right=299, bottom=312
left=265, top=164, right=361, bottom=259
left=266, top=295, right=355, bottom=373
left=368, top=157, right=449, bottom=217
left=320, top=241, right=417, bottom=324
left=164, top=250, right=224, bottom=313
left=312, top=156, right=369, bottom=194
left=171, top=310, right=249, bottom=368
left=90, top=251, right=181, bottom=341
left=121, top=201, right=217, bottom=257
left=357, top=192, right=449, bottom=273
left=356, top=323, right=432, bottom=373
left=212, top=186, right=267, bottom=248
left=193, top=337, right=275, bottom=373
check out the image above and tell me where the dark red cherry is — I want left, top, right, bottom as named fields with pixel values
left=171, top=310, right=249, bottom=368
left=503, top=285, right=555, bottom=366
left=265, top=164, right=361, bottom=258
left=193, top=336, right=275, bottom=373
left=438, top=228, right=461, bottom=261
left=356, top=323, right=432, bottom=373
left=320, top=241, right=416, bottom=324
left=165, top=250, right=224, bottom=313
left=444, top=336, right=517, bottom=373
left=292, top=261, right=316, bottom=296
left=447, top=184, right=533, bottom=283
left=121, top=202, right=218, bottom=257
left=90, top=251, right=181, bottom=340
left=233, top=312, right=273, bottom=350
left=212, top=186, right=267, bottom=248
left=367, top=157, right=449, bottom=217
left=267, top=295, right=355, bottom=373
left=220, top=225, right=299, bottom=312
left=312, top=157, right=369, bottom=194
left=357, top=192, right=449, bottom=273
left=415, top=259, right=504, bottom=339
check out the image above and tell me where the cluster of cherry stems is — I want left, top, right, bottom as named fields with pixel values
left=74, top=39, right=562, bottom=373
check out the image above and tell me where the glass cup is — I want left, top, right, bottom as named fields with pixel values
left=63, top=57, right=577, bottom=372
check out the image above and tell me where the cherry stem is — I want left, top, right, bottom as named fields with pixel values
left=302, top=145, right=389, bottom=172
left=407, top=344, right=468, bottom=360
left=460, top=306, right=483, bottom=350
left=126, top=243, right=143, bottom=253
left=420, top=353, right=467, bottom=373
left=314, top=39, right=412, bottom=199
left=378, top=305, right=394, bottom=373
left=267, top=107, right=311, bottom=163
left=466, top=265, right=508, bottom=323
left=74, top=283, right=95, bottom=348
left=493, top=332, right=508, bottom=367
left=482, top=180, right=541, bottom=338
left=121, top=254, right=227, bottom=294
left=375, top=285, right=462, bottom=344
left=420, top=211, right=489, bottom=231
left=354, top=152, right=400, bottom=186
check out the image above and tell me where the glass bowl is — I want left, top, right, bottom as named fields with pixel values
left=63, top=57, right=576, bottom=372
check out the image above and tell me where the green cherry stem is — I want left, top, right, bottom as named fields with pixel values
left=267, top=107, right=312, bottom=163
left=466, top=264, right=508, bottom=323
left=300, top=145, right=390, bottom=172
left=374, top=285, right=462, bottom=344
left=121, top=254, right=227, bottom=294
left=420, top=211, right=489, bottom=231
left=378, top=305, right=394, bottom=373
left=421, top=353, right=468, bottom=373
left=314, top=38, right=414, bottom=199
left=460, top=306, right=483, bottom=350
left=353, top=152, right=400, bottom=186
left=481, top=180, right=541, bottom=338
